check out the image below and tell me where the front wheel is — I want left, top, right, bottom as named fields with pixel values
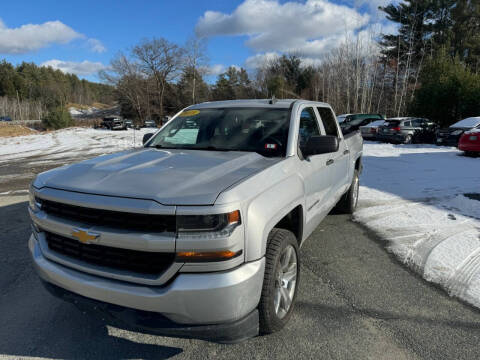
left=258, top=228, right=299, bottom=334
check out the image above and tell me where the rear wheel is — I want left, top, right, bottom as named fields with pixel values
left=404, top=134, right=413, bottom=144
left=335, top=169, right=359, bottom=214
left=258, top=228, right=299, bottom=334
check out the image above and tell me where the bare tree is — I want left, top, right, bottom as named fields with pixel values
left=99, top=53, right=148, bottom=120
left=132, top=38, right=185, bottom=121
left=184, top=36, right=209, bottom=104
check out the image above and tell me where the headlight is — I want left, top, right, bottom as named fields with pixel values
left=177, top=210, right=241, bottom=234
left=28, top=184, right=41, bottom=212
left=451, top=130, right=463, bottom=135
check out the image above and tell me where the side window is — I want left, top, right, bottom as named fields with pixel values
left=411, top=119, right=422, bottom=127
left=317, top=107, right=339, bottom=137
left=404, top=121, right=411, bottom=127
left=298, top=107, right=320, bottom=150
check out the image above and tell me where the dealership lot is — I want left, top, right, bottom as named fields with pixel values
left=1, top=129, right=480, bottom=359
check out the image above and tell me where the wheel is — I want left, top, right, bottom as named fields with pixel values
left=404, top=134, right=412, bottom=144
left=258, top=228, right=299, bottom=334
left=335, top=169, right=359, bottom=214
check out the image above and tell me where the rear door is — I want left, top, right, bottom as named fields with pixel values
left=317, top=106, right=349, bottom=201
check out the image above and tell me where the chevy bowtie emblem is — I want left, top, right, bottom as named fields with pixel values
left=72, top=228, right=100, bottom=244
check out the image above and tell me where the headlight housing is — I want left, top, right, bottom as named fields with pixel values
left=28, top=184, right=41, bottom=212
left=177, top=210, right=241, bottom=234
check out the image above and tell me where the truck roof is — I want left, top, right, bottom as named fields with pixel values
left=190, top=99, right=331, bottom=109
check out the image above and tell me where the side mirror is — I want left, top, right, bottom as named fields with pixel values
left=142, top=133, right=154, bottom=145
left=303, top=135, right=339, bottom=157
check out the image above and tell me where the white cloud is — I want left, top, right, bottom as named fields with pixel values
left=204, top=64, right=242, bottom=76
left=87, top=38, right=106, bottom=53
left=0, top=19, right=83, bottom=54
left=41, top=60, right=106, bottom=76
left=196, top=0, right=370, bottom=58
left=206, top=64, right=226, bottom=76
left=354, top=0, right=391, bottom=13
left=245, top=52, right=280, bottom=69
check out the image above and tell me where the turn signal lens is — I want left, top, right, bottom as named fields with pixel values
left=175, top=249, right=243, bottom=262
left=227, top=210, right=240, bottom=225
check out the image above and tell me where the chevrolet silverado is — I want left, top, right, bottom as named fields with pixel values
left=28, top=99, right=363, bottom=342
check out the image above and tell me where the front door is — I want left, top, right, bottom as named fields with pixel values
left=296, top=107, right=335, bottom=238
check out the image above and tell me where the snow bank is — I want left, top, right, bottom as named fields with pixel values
left=356, top=141, right=480, bottom=307
left=0, top=127, right=154, bottom=164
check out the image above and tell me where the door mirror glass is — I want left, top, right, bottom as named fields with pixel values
left=143, top=133, right=154, bottom=145
left=303, top=135, right=339, bottom=157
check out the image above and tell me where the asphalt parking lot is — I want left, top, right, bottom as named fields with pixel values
left=2, top=188, right=480, bottom=359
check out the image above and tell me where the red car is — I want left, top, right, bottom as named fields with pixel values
left=458, top=129, right=480, bottom=156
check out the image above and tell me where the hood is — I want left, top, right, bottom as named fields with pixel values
left=35, top=148, right=281, bottom=205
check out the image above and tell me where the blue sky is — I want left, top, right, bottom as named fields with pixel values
left=0, top=0, right=393, bottom=82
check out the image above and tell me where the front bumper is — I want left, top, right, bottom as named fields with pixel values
left=29, top=234, right=265, bottom=325
left=42, top=281, right=259, bottom=343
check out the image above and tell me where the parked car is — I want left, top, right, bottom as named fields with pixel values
left=124, top=119, right=133, bottom=128
left=341, top=116, right=385, bottom=135
left=0, top=116, right=12, bottom=121
left=458, top=127, right=480, bottom=156
left=143, top=120, right=157, bottom=128
left=343, top=113, right=384, bottom=124
left=436, top=117, right=480, bottom=146
left=377, top=117, right=433, bottom=144
left=359, top=120, right=386, bottom=140
left=28, top=99, right=363, bottom=343
left=337, top=113, right=351, bottom=123
left=102, top=117, right=127, bottom=130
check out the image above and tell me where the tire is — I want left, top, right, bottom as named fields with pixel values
left=403, top=134, right=412, bottom=144
left=335, top=169, right=359, bottom=214
left=258, top=228, right=300, bottom=334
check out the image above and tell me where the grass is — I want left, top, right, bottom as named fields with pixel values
left=0, top=123, right=38, bottom=137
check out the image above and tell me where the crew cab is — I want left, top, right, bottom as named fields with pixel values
left=28, top=99, right=363, bottom=342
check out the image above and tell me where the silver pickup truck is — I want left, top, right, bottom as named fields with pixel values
left=28, top=99, right=363, bottom=342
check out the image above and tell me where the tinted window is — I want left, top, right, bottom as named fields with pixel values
left=317, top=107, right=339, bottom=137
left=298, top=108, right=320, bottom=150
left=411, top=119, right=424, bottom=127
left=403, top=121, right=411, bottom=127
left=385, top=120, right=400, bottom=127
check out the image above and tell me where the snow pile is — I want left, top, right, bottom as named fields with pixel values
left=0, top=127, right=154, bottom=165
left=356, top=142, right=480, bottom=307
left=68, top=106, right=100, bottom=117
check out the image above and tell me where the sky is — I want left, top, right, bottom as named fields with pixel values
left=0, top=0, right=396, bottom=82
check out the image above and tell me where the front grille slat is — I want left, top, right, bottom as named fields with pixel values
left=38, top=199, right=175, bottom=233
left=45, top=232, right=175, bottom=275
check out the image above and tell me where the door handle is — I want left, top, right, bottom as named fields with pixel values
left=343, top=150, right=350, bottom=155
left=326, top=159, right=334, bottom=166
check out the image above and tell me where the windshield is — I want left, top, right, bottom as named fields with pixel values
left=384, top=120, right=400, bottom=127
left=147, top=107, right=290, bottom=157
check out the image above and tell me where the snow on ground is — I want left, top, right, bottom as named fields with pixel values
left=356, top=141, right=480, bottom=308
left=0, top=127, right=153, bottom=165
left=1, top=129, right=479, bottom=309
